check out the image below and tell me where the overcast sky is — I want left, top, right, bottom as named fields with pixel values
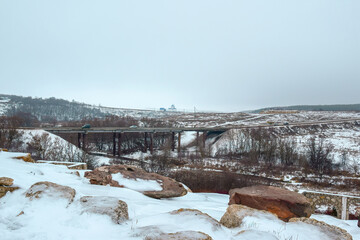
left=0, top=0, right=359, bottom=112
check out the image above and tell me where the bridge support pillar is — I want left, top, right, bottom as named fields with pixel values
left=177, top=132, right=181, bottom=154
left=144, top=132, right=148, bottom=153
left=113, top=133, right=116, bottom=156
left=196, top=131, right=199, bottom=156
left=117, top=133, right=122, bottom=156
left=202, top=131, right=207, bottom=149
left=77, top=133, right=81, bottom=148
left=150, top=133, right=154, bottom=154
left=171, top=132, right=175, bottom=151
left=82, top=133, right=86, bottom=151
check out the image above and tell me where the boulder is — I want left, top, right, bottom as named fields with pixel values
left=289, top=217, right=352, bottom=240
left=228, top=185, right=312, bottom=221
left=25, top=181, right=76, bottom=203
left=170, top=208, right=221, bottom=230
left=0, top=186, right=19, bottom=198
left=145, top=231, right=212, bottom=240
left=80, top=196, right=129, bottom=224
left=220, top=204, right=277, bottom=228
left=0, top=177, right=14, bottom=186
left=84, top=165, right=187, bottom=199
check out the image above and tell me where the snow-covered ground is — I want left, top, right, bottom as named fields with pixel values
left=0, top=151, right=359, bottom=240
left=163, top=111, right=360, bottom=128
left=212, top=122, right=360, bottom=165
left=0, top=97, right=10, bottom=115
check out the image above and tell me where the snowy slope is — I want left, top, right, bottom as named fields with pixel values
left=0, top=151, right=359, bottom=240
left=212, top=123, right=360, bottom=165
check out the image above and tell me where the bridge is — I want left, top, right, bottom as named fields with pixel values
left=39, top=118, right=360, bottom=156
left=303, top=191, right=360, bottom=220
left=43, top=127, right=227, bottom=156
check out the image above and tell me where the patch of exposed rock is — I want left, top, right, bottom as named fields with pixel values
left=220, top=204, right=277, bottom=228
left=13, top=153, right=35, bottom=163
left=80, top=196, right=129, bottom=224
left=0, top=177, right=19, bottom=198
left=0, top=177, right=14, bottom=186
left=170, top=208, right=221, bottom=230
left=0, top=186, right=19, bottom=198
left=229, top=185, right=311, bottom=221
left=289, top=217, right=352, bottom=240
left=25, top=181, right=76, bottom=203
left=84, top=165, right=187, bottom=199
left=145, top=231, right=212, bottom=240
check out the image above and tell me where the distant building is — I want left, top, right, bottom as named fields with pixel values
left=159, top=107, right=166, bottom=111
left=168, top=104, right=176, bottom=111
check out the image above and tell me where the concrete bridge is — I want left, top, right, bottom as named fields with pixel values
left=43, top=127, right=227, bottom=156
left=303, top=191, right=360, bottom=220
left=39, top=118, right=360, bottom=156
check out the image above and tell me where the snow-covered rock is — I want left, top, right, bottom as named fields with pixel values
left=145, top=231, right=213, bottom=240
left=80, top=196, right=129, bottom=224
left=0, top=177, right=14, bottom=186
left=85, top=165, right=187, bottom=199
left=170, top=208, right=221, bottom=231
left=289, top=217, right=353, bottom=240
left=25, top=181, right=76, bottom=203
left=0, top=151, right=358, bottom=240
left=235, top=230, right=279, bottom=240
left=220, top=204, right=277, bottom=228
left=0, top=185, right=19, bottom=198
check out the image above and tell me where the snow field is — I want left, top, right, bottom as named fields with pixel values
left=0, top=152, right=359, bottom=239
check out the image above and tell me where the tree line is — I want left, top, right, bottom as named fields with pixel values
left=215, top=128, right=342, bottom=175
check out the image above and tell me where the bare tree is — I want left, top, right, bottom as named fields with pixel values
left=307, top=137, right=333, bottom=176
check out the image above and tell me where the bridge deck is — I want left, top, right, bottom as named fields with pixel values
left=19, top=118, right=359, bottom=134
left=42, top=127, right=228, bottom=134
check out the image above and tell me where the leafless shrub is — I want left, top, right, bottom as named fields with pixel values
left=0, top=116, right=23, bottom=150
left=306, top=137, right=334, bottom=176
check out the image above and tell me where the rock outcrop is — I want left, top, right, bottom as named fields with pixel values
left=220, top=204, right=277, bottom=228
left=0, top=177, right=14, bottom=186
left=145, top=231, right=213, bottom=240
left=0, top=177, right=19, bottom=198
left=228, top=185, right=312, bottom=221
left=84, top=165, right=187, bottom=199
left=289, top=217, right=352, bottom=240
left=80, top=196, right=129, bottom=224
left=0, top=186, right=19, bottom=198
left=25, top=181, right=76, bottom=203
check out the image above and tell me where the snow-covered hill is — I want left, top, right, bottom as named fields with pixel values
left=212, top=122, right=360, bottom=165
left=0, top=151, right=359, bottom=240
left=0, top=94, right=184, bottom=121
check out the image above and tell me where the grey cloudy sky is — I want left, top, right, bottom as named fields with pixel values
left=0, top=0, right=359, bottom=112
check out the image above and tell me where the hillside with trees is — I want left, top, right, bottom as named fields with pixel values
left=0, top=94, right=106, bottom=122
